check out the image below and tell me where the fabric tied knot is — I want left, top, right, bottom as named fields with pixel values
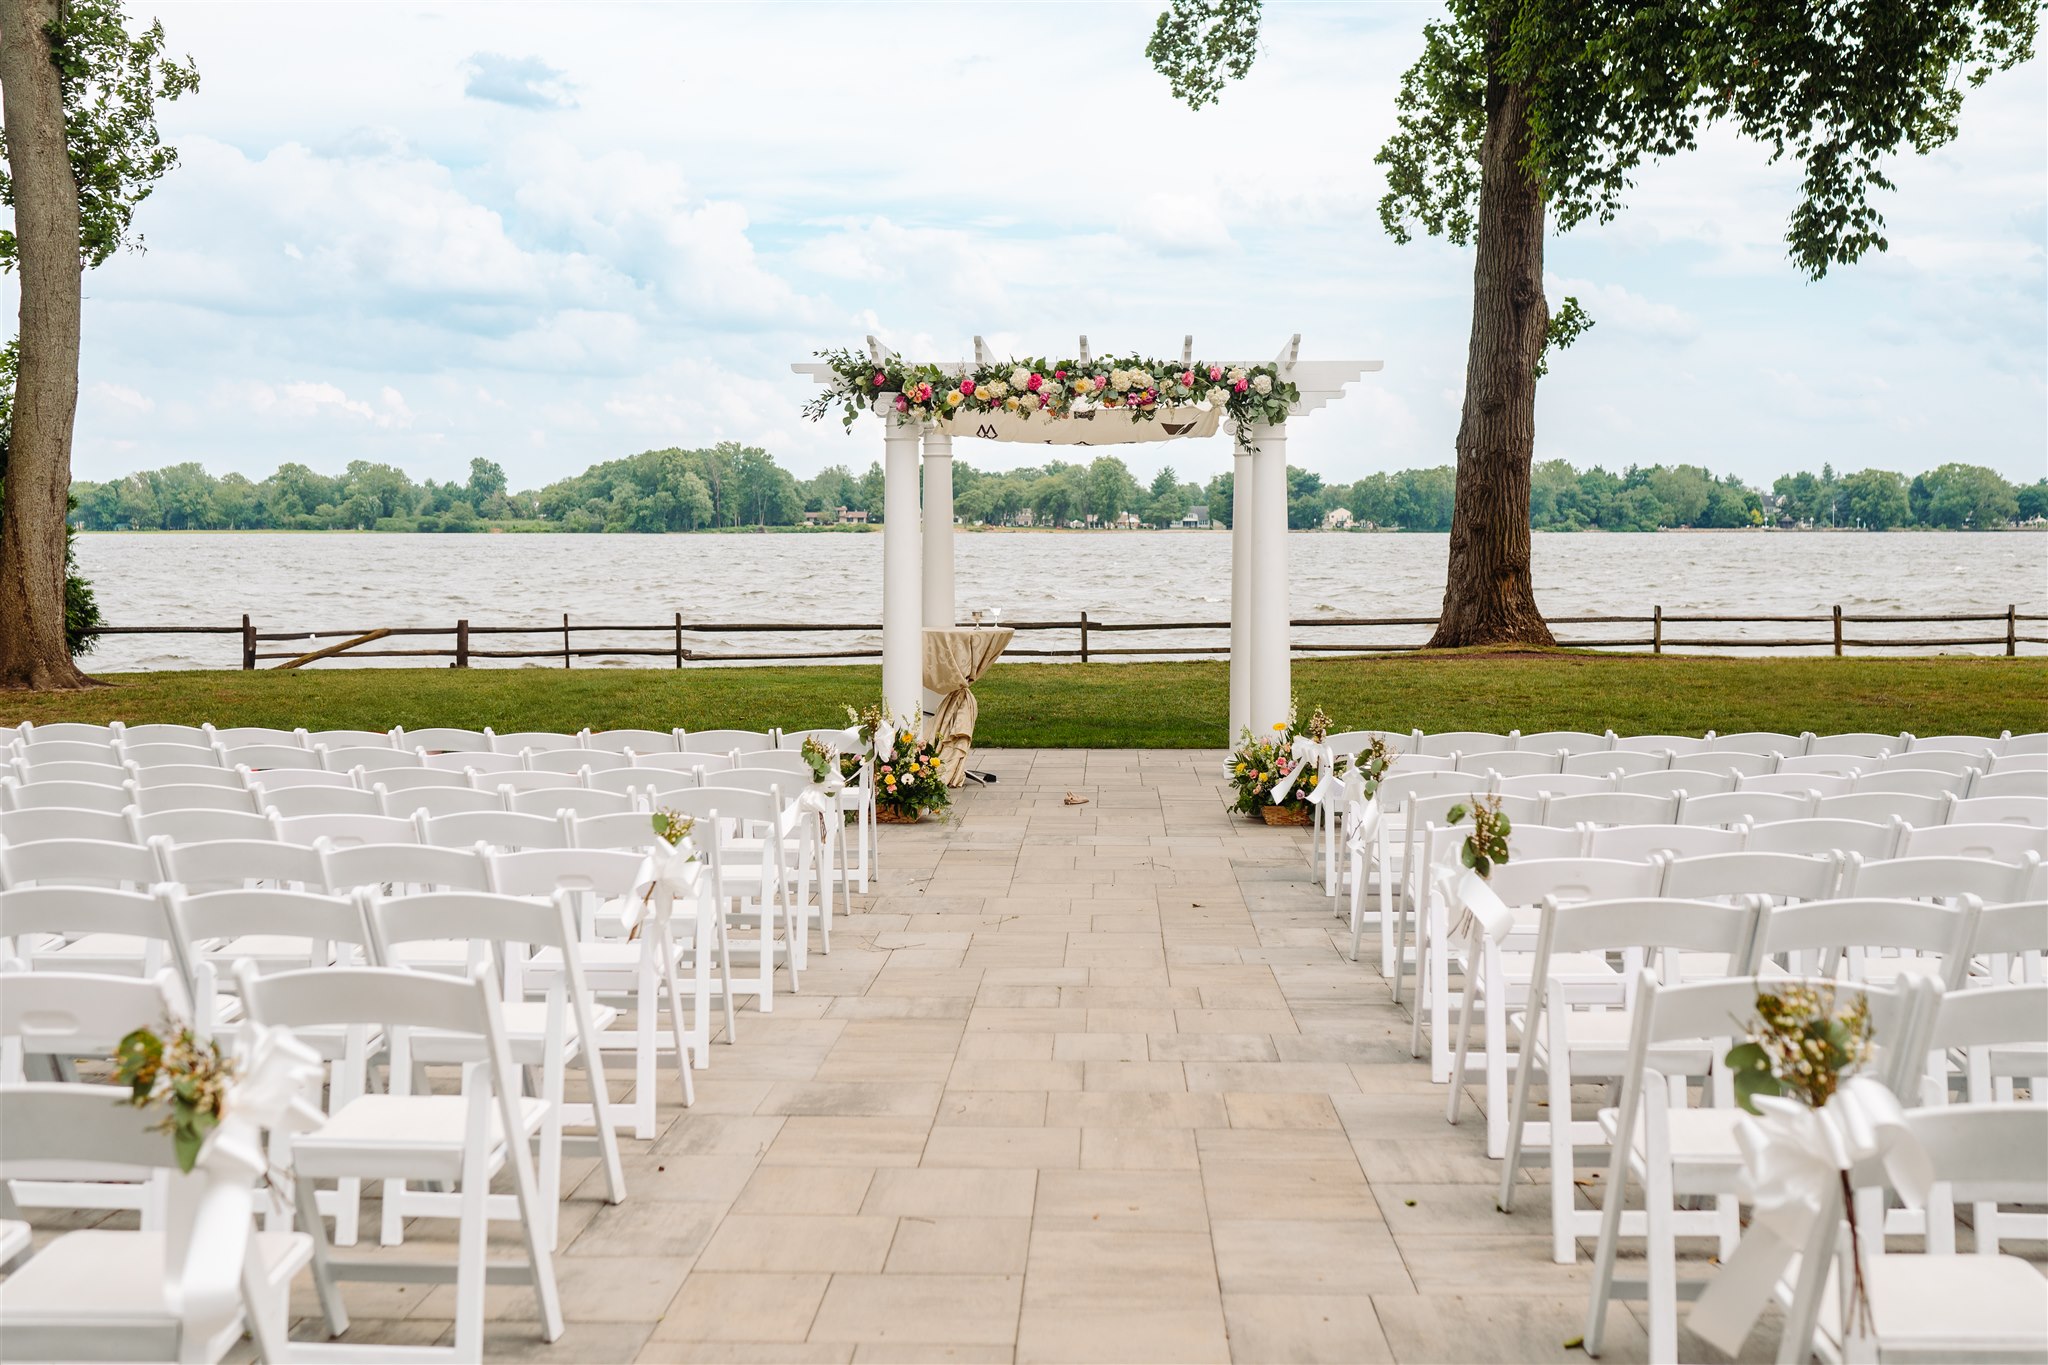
left=629, top=838, right=700, bottom=929
left=1444, top=866, right=1514, bottom=947
left=1269, top=737, right=1332, bottom=806
left=203, top=1023, right=327, bottom=1185
left=1689, top=1077, right=1932, bottom=1356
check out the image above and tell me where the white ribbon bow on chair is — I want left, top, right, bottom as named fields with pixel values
left=206, top=1023, right=327, bottom=1183
left=1689, top=1076, right=1934, bottom=1357
left=1269, top=736, right=1332, bottom=805
left=1443, top=865, right=1514, bottom=947
left=628, top=837, right=700, bottom=931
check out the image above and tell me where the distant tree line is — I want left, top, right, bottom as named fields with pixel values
left=70, top=448, right=2047, bottom=534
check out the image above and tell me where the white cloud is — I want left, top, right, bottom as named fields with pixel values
left=86, top=381, right=154, bottom=415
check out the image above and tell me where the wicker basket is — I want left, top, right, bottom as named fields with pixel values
left=877, top=808, right=924, bottom=825
left=1260, top=804, right=1313, bottom=827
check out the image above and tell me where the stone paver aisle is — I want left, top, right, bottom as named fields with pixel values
left=303, top=749, right=1732, bottom=1361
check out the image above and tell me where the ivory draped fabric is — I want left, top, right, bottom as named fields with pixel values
left=922, top=626, right=1014, bottom=786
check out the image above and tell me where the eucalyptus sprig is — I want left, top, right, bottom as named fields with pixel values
left=1444, top=794, right=1512, bottom=878
left=1727, top=983, right=1874, bottom=1115
left=114, top=1021, right=235, bottom=1174
left=650, top=809, right=695, bottom=847
left=1355, top=736, right=1395, bottom=800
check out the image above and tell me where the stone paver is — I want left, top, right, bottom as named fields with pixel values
left=154, top=749, right=1823, bottom=1360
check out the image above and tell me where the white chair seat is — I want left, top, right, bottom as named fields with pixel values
left=0, top=1219, right=30, bottom=1269
left=1859, top=1254, right=2048, bottom=1354
left=527, top=939, right=684, bottom=976
left=1601, top=1105, right=1745, bottom=1170
left=405, top=1002, right=620, bottom=1064
left=292, top=1094, right=547, bottom=1181
left=30, top=933, right=151, bottom=973
left=0, top=1227, right=311, bottom=1330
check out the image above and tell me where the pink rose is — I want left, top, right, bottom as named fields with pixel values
left=1026, top=373, right=1043, bottom=392
left=1233, top=379, right=1248, bottom=393
left=959, top=378, right=975, bottom=395
left=895, top=395, right=909, bottom=411
left=874, top=371, right=888, bottom=386
left=1208, top=365, right=1223, bottom=381
left=917, top=383, right=933, bottom=401
left=1179, top=370, right=1195, bottom=387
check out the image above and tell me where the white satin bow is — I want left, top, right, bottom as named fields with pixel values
left=628, top=837, right=700, bottom=929
left=1689, top=1077, right=1932, bottom=1356
left=202, top=1023, right=327, bottom=1184
left=1443, top=865, right=1514, bottom=947
left=1269, top=737, right=1332, bottom=805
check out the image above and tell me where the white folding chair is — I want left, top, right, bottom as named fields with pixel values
left=1673, top=750, right=1780, bottom=780
left=239, top=766, right=353, bottom=792
left=1562, top=749, right=1665, bottom=778
left=487, top=847, right=702, bottom=1136
left=1387, top=791, right=1544, bottom=1005
left=1367, top=771, right=1486, bottom=978
left=1824, top=790, right=1953, bottom=828
left=1617, top=768, right=1736, bottom=799
left=241, top=963, right=564, bottom=1358
left=709, top=772, right=839, bottom=954
left=364, top=888, right=627, bottom=1249
left=1778, top=753, right=1869, bottom=779
left=587, top=766, right=686, bottom=797
left=1804, top=732, right=1903, bottom=759
left=318, top=745, right=418, bottom=774
left=394, top=726, right=494, bottom=754
left=273, top=811, right=420, bottom=850
left=1971, top=769, right=2048, bottom=800
left=526, top=748, right=629, bottom=775
left=1840, top=852, right=2038, bottom=909
left=1910, top=985, right=2048, bottom=1254
left=1897, top=821, right=2048, bottom=864
left=657, top=788, right=802, bottom=1015
left=1949, top=795, right=2048, bottom=828
left=1438, top=858, right=1665, bottom=1144
left=473, top=770, right=582, bottom=797
left=2, top=777, right=134, bottom=814
left=1783, top=1105, right=2048, bottom=1365
left=1497, top=896, right=1760, bottom=1263
left=1613, top=733, right=1712, bottom=756
left=256, top=784, right=381, bottom=819
left=1711, top=731, right=1806, bottom=756
left=216, top=743, right=322, bottom=773
left=304, top=729, right=397, bottom=750
left=582, top=727, right=680, bottom=754
left=0, top=805, right=130, bottom=843
left=1, top=834, right=160, bottom=891
left=374, top=766, right=470, bottom=792
left=1986, top=752, right=2048, bottom=774
left=130, top=784, right=261, bottom=815
left=1495, top=773, right=1616, bottom=801
left=566, top=810, right=663, bottom=850
left=1544, top=791, right=1679, bottom=829
left=206, top=726, right=306, bottom=749
left=155, top=836, right=328, bottom=894
left=17, top=758, right=133, bottom=787
left=1583, top=823, right=1743, bottom=863
left=1855, top=768, right=1971, bottom=800
left=683, top=728, right=774, bottom=755
left=491, top=731, right=582, bottom=754
left=1741, top=770, right=1855, bottom=798
left=20, top=722, right=117, bottom=744
left=1748, top=895, right=1983, bottom=991
left=0, top=969, right=191, bottom=1223
left=1876, top=749, right=1985, bottom=778
left=1743, top=815, right=1899, bottom=860
left=1676, top=788, right=1815, bottom=827
left=378, top=784, right=504, bottom=819
left=1580, top=974, right=1931, bottom=1363
left=114, top=723, right=210, bottom=747
left=11, top=739, right=120, bottom=766
left=1518, top=730, right=1613, bottom=756
left=426, top=750, right=521, bottom=774
left=506, top=786, right=636, bottom=819
left=0, top=1083, right=309, bottom=1364
left=0, top=881, right=175, bottom=979
left=127, top=763, right=246, bottom=791
left=1659, top=850, right=1841, bottom=906
left=417, top=809, right=566, bottom=851
left=1461, top=749, right=1561, bottom=778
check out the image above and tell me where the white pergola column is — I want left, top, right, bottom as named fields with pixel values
left=881, top=421, right=924, bottom=725
left=1228, top=440, right=1255, bottom=740
left=921, top=432, right=955, bottom=630
left=1247, top=422, right=1291, bottom=732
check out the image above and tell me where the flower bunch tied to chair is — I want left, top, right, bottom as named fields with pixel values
left=848, top=701, right=950, bottom=825
left=1229, top=703, right=1347, bottom=826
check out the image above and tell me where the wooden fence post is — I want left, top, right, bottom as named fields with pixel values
left=1832, top=605, right=1844, bottom=657
left=1652, top=605, right=1663, bottom=655
left=241, top=614, right=255, bottom=670
left=562, top=613, right=572, bottom=669
left=455, top=619, right=470, bottom=669
left=1079, top=611, right=1090, bottom=664
left=675, top=612, right=684, bottom=669
left=2008, top=604, right=2018, bottom=657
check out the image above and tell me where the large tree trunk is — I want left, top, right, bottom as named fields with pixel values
left=1427, top=62, right=1555, bottom=650
left=0, top=0, right=96, bottom=689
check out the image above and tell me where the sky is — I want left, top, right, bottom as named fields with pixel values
left=23, top=2, right=2048, bottom=494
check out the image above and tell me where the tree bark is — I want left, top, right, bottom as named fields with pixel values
left=1427, top=59, right=1556, bottom=650
left=0, top=0, right=97, bottom=688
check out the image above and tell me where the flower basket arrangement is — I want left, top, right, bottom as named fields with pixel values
left=1229, top=704, right=1345, bottom=825
left=848, top=703, right=950, bottom=824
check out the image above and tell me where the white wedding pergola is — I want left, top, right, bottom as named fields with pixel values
left=794, top=336, right=1383, bottom=740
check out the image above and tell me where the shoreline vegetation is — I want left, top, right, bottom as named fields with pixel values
left=74, top=523, right=2048, bottom=536
left=5, top=655, right=2043, bottom=745
left=68, top=448, right=2048, bottom=536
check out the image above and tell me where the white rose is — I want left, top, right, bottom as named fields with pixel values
left=1010, top=367, right=1031, bottom=390
left=1228, top=367, right=1248, bottom=383
left=1109, top=368, right=1128, bottom=390
left=1252, top=374, right=1273, bottom=394
left=1133, top=371, right=1153, bottom=389
left=988, top=380, right=1009, bottom=399
left=1041, top=379, right=1063, bottom=398
left=1209, top=386, right=1234, bottom=407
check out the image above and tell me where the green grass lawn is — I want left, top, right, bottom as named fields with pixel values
left=5, top=653, right=2043, bottom=746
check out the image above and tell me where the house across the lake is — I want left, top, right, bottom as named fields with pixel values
left=1180, top=505, right=1210, bottom=529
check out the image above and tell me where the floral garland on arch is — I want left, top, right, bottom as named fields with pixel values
left=800, top=347, right=1300, bottom=447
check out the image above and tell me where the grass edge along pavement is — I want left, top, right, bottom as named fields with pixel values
left=4, top=653, right=2043, bottom=746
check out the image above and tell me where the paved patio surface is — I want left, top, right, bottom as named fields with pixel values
left=297, top=749, right=1790, bottom=1360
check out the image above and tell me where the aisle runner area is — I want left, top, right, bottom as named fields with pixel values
left=263, top=749, right=1760, bottom=1362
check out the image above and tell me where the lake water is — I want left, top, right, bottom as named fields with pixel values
left=73, top=530, right=2048, bottom=670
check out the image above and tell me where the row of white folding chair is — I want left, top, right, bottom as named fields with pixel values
left=1328, top=726, right=2035, bottom=759
left=1429, top=852, right=2037, bottom=1149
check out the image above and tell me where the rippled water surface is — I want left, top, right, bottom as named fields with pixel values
left=74, top=530, right=2048, bottom=669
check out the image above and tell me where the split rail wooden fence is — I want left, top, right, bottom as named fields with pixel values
left=87, top=606, right=2047, bottom=669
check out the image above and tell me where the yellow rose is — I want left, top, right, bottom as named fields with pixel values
left=947, top=391, right=963, bottom=406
